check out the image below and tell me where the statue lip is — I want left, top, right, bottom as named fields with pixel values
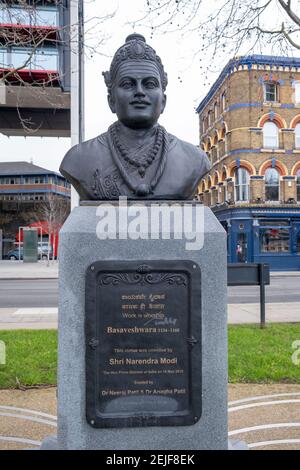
left=130, top=100, right=151, bottom=106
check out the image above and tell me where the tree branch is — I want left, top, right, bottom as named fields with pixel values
left=277, top=0, right=300, bottom=26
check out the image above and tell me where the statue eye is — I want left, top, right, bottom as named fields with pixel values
left=145, top=80, right=158, bottom=89
left=120, top=79, right=134, bottom=89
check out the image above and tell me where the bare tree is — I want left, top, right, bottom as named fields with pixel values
left=140, top=1, right=300, bottom=73
left=37, top=195, right=70, bottom=262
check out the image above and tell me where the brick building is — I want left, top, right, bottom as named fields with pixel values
left=0, top=161, right=70, bottom=256
left=197, top=55, right=300, bottom=271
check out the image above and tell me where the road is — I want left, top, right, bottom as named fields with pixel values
left=0, top=276, right=299, bottom=308
left=0, top=279, right=58, bottom=308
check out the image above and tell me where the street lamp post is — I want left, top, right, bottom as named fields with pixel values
left=70, top=0, right=84, bottom=209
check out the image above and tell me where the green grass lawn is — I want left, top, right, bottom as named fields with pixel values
left=228, top=323, right=300, bottom=383
left=0, top=330, right=57, bottom=388
left=0, top=324, right=300, bottom=388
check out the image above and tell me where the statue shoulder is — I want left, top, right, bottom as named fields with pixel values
left=59, top=133, right=108, bottom=179
left=59, top=133, right=110, bottom=200
left=169, top=134, right=211, bottom=176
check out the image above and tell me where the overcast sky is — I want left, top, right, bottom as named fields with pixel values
left=1, top=0, right=297, bottom=173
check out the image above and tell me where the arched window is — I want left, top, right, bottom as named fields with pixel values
left=295, top=123, right=300, bottom=149
left=235, top=168, right=250, bottom=202
left=263, top=122, right=279, bottom=148
left=214, top=102, right=218, bottom=120
left=265, top=168, right=280, bottom=201
left=212, top=133, right=218, bottom=146
left=297, top=169, right=300, bottom=202
left=208, top=110, right=212, bottom=127
left=220, top=125, right=226, bottom=140
left=221, top=92, right=226, bottom=112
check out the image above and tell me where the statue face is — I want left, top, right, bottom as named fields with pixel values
left=108, top=61, right=166, bottom=129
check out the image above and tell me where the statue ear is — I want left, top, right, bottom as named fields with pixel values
left=161, top=94, right=167, bottom=114
left=108, top=94, right=116, bottom=114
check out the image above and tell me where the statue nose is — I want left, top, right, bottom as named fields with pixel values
left=135, top=82, right=146, bottom=96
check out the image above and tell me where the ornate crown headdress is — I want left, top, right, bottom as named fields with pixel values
left=103, top=33, right=168, bottom=93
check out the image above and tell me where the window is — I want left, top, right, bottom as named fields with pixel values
left=221, top=92, right=226, bottom=112
left=208, top=110, right=212, bottom=127
left=265, top=168, right=280, bottom=201
left=263, top=122, right=279, bottom=148
left=260, top=227, right=290, bottom=253
left=0, top=6, right=31, bottom=25
left=0, top=47, right=7, bottom=67
left=10, top=48, right=32, bottom=69
left=8, top=178, right=20, bottom=184
left=258, top=219, right=289, bottom=226
left=32, top=48, right=58, bottom=71
left=220, top=125, right=226, bottom=140
left=24, top=177, right=33, bottom=184
left=34, top=176, right=45, bottom=184
left=214, top=102, right=218, bottom=120
left=9, top=47, right=58, bottom=71
left=264, top=82, right=278, bottom=102
left=0, top=177, right=20, bottom=184
left=204, top=115, right=208, bottom=131
left=33, top=7, right=58, bottom=27
left=295, top=123, right=300, bottom=149
left=0, top=5, right=58, bottom=27
left=235, top=168, right=250, bottom=202
left=297, top=170, right=300, bottom=202
left=295, top=82, right=300, bottom=104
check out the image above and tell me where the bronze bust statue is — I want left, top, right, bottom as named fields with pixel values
left=60, top=33, right=211, bottom=200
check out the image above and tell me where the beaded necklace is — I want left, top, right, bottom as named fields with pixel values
left=108, top=122, right=169, bottom=197
left=110, top=122, right=163, bottom=177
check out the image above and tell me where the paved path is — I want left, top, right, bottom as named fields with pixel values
left=228, top=302, right=300, bottom=324
left=0, top=261, right=58, bottom=280
left=0, top=384, right=300, bottom=450
left=0, top=303, right=299, bottom=329
left=0, top=308, right=58, bottom=330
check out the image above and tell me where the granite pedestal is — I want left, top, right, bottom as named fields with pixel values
left=56, top=202, right=227, bottom=450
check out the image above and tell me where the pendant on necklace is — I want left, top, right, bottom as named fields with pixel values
left=138, top=165, right=146, bottom=178
left=135, top=183, right=151, bottom=197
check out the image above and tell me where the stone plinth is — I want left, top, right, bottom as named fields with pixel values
left=57, top=202, right=227, bottom=450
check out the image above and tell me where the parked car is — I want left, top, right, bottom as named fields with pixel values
left=5, top=248, right=23, bottom=260
left=39, top=243, right=54, bottom=260
left=6, top=244, right=54, bottom=260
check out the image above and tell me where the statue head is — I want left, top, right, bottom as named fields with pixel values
left=103, top=34, right=168, bottom=129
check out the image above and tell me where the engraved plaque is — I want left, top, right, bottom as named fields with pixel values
left=85, top=260, right=201, bottom=428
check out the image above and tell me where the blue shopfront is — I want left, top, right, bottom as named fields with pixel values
left=214, top=206, right=300, bottom=271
